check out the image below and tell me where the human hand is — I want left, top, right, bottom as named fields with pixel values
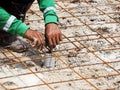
left=24, top=29, right=45, bottom=50
left=45, top=23, right=62, bottom=52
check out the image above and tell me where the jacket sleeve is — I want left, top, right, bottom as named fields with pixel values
left=0, top=7, right=29, bottom=36
left=37, top=0, right=58, bottom=24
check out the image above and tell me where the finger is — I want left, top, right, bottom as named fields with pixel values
left=40, top=34, right=45, bottom=46
left=34, top=37, right=41, bottom=49
left=52, top=36, right=56, bottom=47
left=37, top=33, right=45, bottom=49
left=48, top=36, right=52, bottom=46
left=53, top=45, right=56, bottom=49
left=59, top=33, right=62, bottom=41
left=33, top=38, right=38, bottom=47
left=50, top=46, right=53, bottom=53
left=37, top=40, right=41, bottom=49
left=56, top=35, right=60, bottom=45
left=50, top=36, right=57, bottom=51
left=38, top=33, right=44, bottom=44
left=38, top=44, right=43, bottom=50
left=48, top=37, right=53, bottom=51
left=38, top=41, right=44, bottom=50
left=37, top=34, right=44, bottom=50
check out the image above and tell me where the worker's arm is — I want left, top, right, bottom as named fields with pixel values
left=37, top=0, right=58, bottom=24
left=37, top=0, right=62, bottom=51
left=0, top=7, right=28, bottom=36
left=0, top=7, right=45, bottom=49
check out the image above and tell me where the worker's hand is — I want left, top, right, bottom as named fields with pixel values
left=24, top=29, right=45, bottom=50
left=45, top=23, right=62, bottom=52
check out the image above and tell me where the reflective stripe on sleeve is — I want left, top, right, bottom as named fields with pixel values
left=3, top=15, right=16, bottom=31
left=43, top=7, right=56, bottom=14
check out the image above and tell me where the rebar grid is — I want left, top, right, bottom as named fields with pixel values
left=0, top=0, right=120, bottom=90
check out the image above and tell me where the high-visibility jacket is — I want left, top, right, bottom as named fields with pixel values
left=0, top=0, right=58, bottom=36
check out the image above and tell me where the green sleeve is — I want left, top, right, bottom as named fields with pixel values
left=37, top=0, right=58, bottom=24
left=0, top=7, right=29, bottom=36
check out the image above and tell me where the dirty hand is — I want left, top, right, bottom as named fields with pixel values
left=24, top=29, right=45, bottom=50
left=45, top=23, right=62, bottom=51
